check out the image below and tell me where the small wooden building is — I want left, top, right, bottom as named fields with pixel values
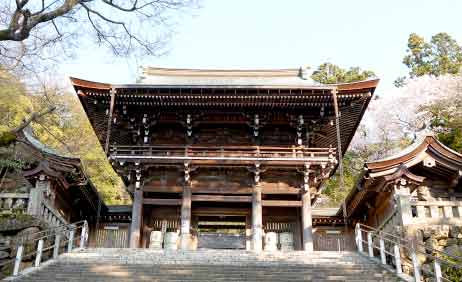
left=71, top=67, right=379, bottom=251
left=0, top=128, right=105, bottom=226
left=344, top=135, right=462, bottom=237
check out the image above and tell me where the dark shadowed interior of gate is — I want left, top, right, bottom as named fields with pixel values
left=197, top=215, right=246, bottom=249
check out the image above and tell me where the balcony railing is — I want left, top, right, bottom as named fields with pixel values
left=110, top=145, right=337, bottom=163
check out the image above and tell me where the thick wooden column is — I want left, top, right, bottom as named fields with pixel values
left=129, top=188, right=143, bottom=248
left=302, top=164, right=314, bottom=252
left=245, top=215, right=251, bottom=251
left=301, top=188, right=314, bottom=252
left=180, top=184, right=192, bottom=250
left=252, top=184, right=263, bottom=252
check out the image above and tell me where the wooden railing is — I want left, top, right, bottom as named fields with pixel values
left=0, top=193, right=29, bottom=212
left=110, top=145, right=336, bottom=161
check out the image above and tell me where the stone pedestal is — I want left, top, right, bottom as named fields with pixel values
left=264, top=232, right=278, bottom=251
left=149, top=231, right=163, bottom=249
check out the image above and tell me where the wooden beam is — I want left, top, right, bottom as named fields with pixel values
left=191, top=186, right=252, bottom=194
left=142, top=184, right=300, bottom=195
left=261, top=185, right=300, bottom=194
left=143, top=198, right=181, bottom=205
left=143, top=186, right=183, bottom=193
left=191, top=195, right=252, bottom=203
left=262, top=200, right=302, bottom=207
left=191, top=207, right=250, bottom=216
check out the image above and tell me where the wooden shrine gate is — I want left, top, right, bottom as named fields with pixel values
left=94, top=223, right=129, bottom=248
left=313, top=230, right=355, bottom=251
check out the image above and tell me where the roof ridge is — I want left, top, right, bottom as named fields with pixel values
left=141, top=66, right=303, bottom=77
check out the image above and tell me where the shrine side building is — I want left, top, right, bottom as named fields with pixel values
left=70, top=67, right=379, bottom=251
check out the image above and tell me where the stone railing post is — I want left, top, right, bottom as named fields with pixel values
left=68, top=229, right=75, bottom=252
left=394, top=244, right=402, bottom=274
left=379, top=238, right=386, bottom=265
left=355, top=223, right=363, bottom=252
left=367, top=232, right=373, bottom=257
left=35, top=239, right=44, bottom=267
left=27, top=174, right=48, bottom=217
left=394, top=179, right=413, bottom=226
left=53, top=233, right=61, bottom=259
left=13, top=244, right=23, bottom=276
left=411, top=249, right=421, bottom=282
left=434, top=260, right=442, bottom=282
left=80, top=223, right=87, bottom=249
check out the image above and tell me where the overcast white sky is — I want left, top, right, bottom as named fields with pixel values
left=60, top=0, right=462, bottom=95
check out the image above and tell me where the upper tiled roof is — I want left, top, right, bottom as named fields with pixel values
left=139, top=67, right=324, bottom=87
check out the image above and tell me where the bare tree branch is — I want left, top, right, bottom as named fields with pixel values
left=12, top=105, right=56, bottom=133
left=0, top=0, right=195, bottom=74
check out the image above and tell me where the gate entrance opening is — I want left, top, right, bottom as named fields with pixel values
left=196, top=215, right=247, bottom=249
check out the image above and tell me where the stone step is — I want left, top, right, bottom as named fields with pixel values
left=6, top=249, right=402, bottom=282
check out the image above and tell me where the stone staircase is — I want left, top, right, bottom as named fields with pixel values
left=7, top=249, right=401, bottom=282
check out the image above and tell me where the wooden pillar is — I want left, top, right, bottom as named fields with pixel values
left=301, top=188, right=314, bottom=252
left=129, top=188, right=143, bottom=248
left=302, top=164, right=314, bottom=252
left=180, top=184, right=192, bottom=250
left=245, top=214, right=251, bottom=251
left=252, top=184, right=263, bottom=252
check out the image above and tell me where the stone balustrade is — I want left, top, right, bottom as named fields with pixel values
left=39, top=201, right=67, bottom=226
left=0, top=193, right=29, bottom=212
left=410, top=200, right=462, bottom=224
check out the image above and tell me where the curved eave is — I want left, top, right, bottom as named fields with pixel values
left=335, top=79, right=380, bottom=92
left=365, top=135, right=462, bottom=172
left=69, top=77, right=379, bottom=92
left=70, top=77, right=111, bottom=90
left=20, top=128, right=81, bottom=166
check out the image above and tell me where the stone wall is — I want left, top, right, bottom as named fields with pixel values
left=406, top=225, right=462, bottom=279
left=0, top=212, right=48, bottom=278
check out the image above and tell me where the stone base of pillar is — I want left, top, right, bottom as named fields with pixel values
left=179, top=234, right=195, bottom=250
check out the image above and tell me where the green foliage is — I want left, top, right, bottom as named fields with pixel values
left=401, top=33, right=462, bottom=82
left=311, top=63, right=376, bottom=84
left=441, top=251, right=462, bottom=282
left=420, top=92, right=462, bottom=152
left=321, top=151, right=363, bottom=207
left=321, top=136, right=412, bottom=208
left=29, top=93, right=129, bottom=204
left=0, top=69, right=129, bottom=204
left=438, top=129, right=462, bottom=153
left=0, top=69, right=33, bottom=134
left=0, top=159, right=25, bottom=170
left=0, top=131, right=16, bottom=146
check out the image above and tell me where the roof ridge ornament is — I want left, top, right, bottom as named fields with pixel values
left=298, top=66, right=311, bottom=80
